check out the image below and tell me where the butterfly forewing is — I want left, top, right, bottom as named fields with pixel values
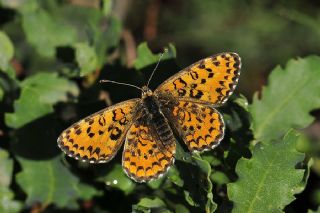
left=155, top=52, right=241, bottom=105
left=58, top=99, right=140, bottom=163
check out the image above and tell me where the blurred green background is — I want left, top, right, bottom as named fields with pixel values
left=0, top=0, right=320, bottom=212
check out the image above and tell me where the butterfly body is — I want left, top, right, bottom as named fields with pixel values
left=141, top=87, right=175, bottom=146
left=58, top=52, right=241, bottom=182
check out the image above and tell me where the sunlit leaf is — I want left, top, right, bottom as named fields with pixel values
left=75, top=43, right=98, bottom=76
left=211, top=171, right=230, bottom=185
left=250, top=56, right=320, bottom=142
left=227, top=130, right=305, bottom=213
left=167, top=166, right=184, bottom=187
left=0, top=149, right=13, bottom=187
left=134, top=42, right=176, bottom=70
left=0, top=187, right=23, bottom=213
left=102, top=0, right=112, bottom=15
left=308, top=208, right=320, bottom=213
left=0, top=149, right=22, bottom=213
left=0, top=31, right=14, bottom=71
left=5, top=72, right=79, bottom=128
left=21, top=9, right=77, bottom=57
left=16, top=156, right=99, bottom=208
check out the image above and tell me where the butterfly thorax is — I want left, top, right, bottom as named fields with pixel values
left=141, top=87, right=175, bottom=147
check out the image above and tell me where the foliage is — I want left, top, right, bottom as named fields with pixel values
left=0, top=1, right=320, bottom=212
left=0, top=31, right=14, bottom=71
left=250, top=56, right=320, bottom=142
left=16, top=156, right=99, bottom=209
left=5, top=73, right=79, bottom=128
left=0, top=149, right=22, bottom=213
left=228, top=131, right=305, bottom=213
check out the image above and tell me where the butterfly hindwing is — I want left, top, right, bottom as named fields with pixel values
left=122, top=112, right=175, bottom=182
left=155, top=52, right=241, bottom=105
left=162, top=100, right=225, bottom=152
left=58, top=99, right=140, bottom=163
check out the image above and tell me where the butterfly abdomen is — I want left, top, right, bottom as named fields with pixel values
left=143, top=95, right=175, bottom=146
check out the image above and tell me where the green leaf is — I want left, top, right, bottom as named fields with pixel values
left=16, top=156, right=99, bottom=208
left=167, top=166, right=184, bottom=187
left=22, top=9, right=77, bottom=58
left=0, top=149, right=22, bottom=213
left=136, top=197, right=166, bottom=208
left=75, top=43, right=98, bottom=76
left=173, top=204, right=190, bottom=213
left=102, top=0, right=112, bottom=15
left=5, top=72, right=79, bottom=128
left=96, top=164, right=135, bottom=194
left=250, top=56, right=320, bottom=142
left=308, top=208, right=320, bottom=213
left=0, top=87, right=3, bottom=101
left=192, top=154, right=217, bottom=213
left=132, top=197, right=168, bottom=212
left=173, top=143, right=217, bottom=212
left=0, top=31, right=14, bottom=71
left=0, top=149, right=13, bottom=187
left=77, top=183, right=101, bottom=200
left=227, top=130, right=305, bottom=213
left=211, top=171, right=230, bottom=185
left=134, top=42, right=176, bottom=70
left=0, top=187, right=23, bottom=213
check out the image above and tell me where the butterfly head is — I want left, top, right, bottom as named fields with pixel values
left=142, top=86, right=153, bottom=98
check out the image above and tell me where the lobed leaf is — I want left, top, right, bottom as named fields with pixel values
left=250, top=56, right=320, bottom=142
left=192, top=154, right=217, bottom=213
left=5, top=72, right=79, bottom=128
left=16, top=156, right=99, bottom=208
left=173, top=143, right=217, bottom=212
left=227, top=130, right=305, bottom=213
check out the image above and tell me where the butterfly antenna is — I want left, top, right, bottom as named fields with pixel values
left=146, top=47, right=168, bottom=87
left=99, top=80, right=143, bottom=92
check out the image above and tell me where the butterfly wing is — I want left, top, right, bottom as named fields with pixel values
left=155, top=52, right=241, bottom=152
left=161, top=100, right=224, bottom=152
left=122, top=111, right=175, bottom=182
left=57, top=99, right=140, bottom=163
left=155, top=52, right=241, bottom=106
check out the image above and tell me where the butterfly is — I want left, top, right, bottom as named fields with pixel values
left=57, top=52, right=241, bottom=182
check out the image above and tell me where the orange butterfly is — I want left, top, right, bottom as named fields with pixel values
left=57, top=52, right=241, bottom=182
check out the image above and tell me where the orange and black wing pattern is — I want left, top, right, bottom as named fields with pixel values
left=155, top=52, right=241, bottom=106
left=122, top=114, right=175, bottom=182
left=164, top=101, right=224, bottom=152
left=57, top=99, right=140, bottom=163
